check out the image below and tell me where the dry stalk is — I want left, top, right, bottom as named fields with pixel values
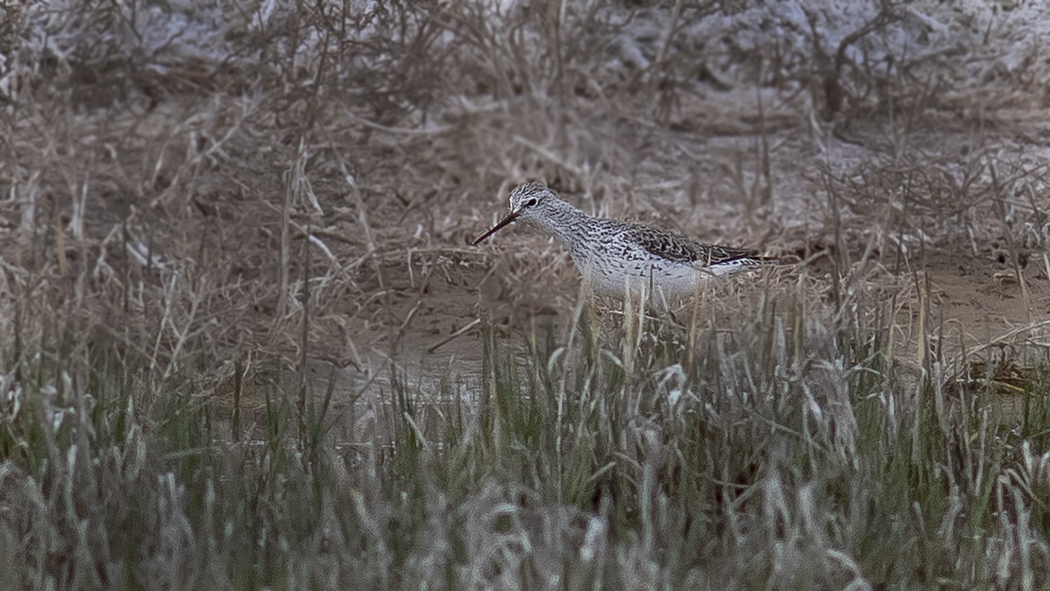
left=148, top=94, right=259, bottom=208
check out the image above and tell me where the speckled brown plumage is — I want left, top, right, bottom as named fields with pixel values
left=626, top=226, right=760, bottom=266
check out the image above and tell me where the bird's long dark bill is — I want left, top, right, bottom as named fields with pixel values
left=472, top=210, right=522, bottom=245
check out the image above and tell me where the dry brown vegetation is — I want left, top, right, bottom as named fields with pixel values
left=2, top=0, right=1050, bottom=589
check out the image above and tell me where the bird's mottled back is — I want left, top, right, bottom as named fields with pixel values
left=628, top=226, right=761, bottom=266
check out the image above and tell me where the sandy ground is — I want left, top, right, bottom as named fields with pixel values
left=230, top=121, right=1048, bottom=438
left=5, top=89, right=1050, bottom=437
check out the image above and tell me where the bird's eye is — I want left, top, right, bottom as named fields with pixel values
left=526, top=198, right=538, bottom=207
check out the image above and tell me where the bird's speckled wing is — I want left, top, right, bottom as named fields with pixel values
left=626, top=225, right=761, bottom=267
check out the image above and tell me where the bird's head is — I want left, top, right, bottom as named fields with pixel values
left=473, top=181, right=557, bottom=245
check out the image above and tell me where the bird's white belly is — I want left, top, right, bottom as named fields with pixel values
left=572, top=254, right=749, bottom=305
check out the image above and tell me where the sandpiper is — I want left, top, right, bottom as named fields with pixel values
left=473, top=181, right=773, bottom=308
